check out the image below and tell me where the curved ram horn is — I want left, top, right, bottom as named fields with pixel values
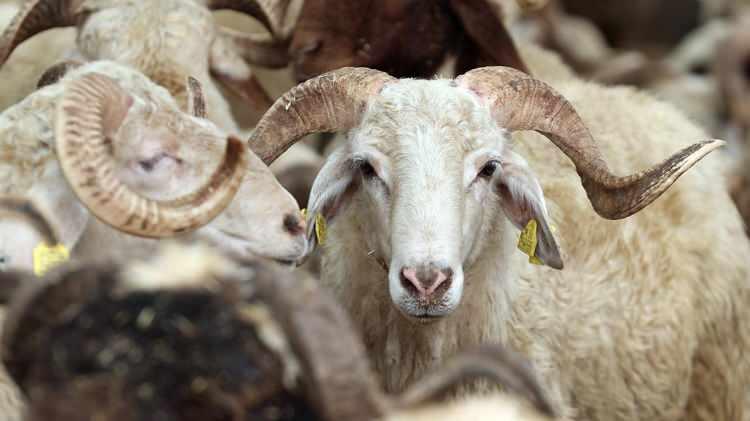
left=395, top=344, right=557, bottom=417
left=250, top=268, right=388, bottom=420
left=0, top=0, right=86, bottom=68
left=186, top=76, right=207, bottom=119
left=248, top=67, right=396, bottom=164
left=55, top=73, right=249, bottom=238
left=207, top=0, right=294, bottom=39
left=456, top=66, right=724, bottom=219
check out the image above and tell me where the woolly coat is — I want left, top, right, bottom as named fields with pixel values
left=317, top=46, right=750, bottom=420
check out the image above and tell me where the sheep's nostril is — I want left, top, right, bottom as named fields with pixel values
left=283, top=214, right=305, bottom=236
left=400, top=268, right=421, bottom=295
left=400, top=265, right=453, bottom=299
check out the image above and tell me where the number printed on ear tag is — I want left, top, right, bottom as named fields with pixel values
left=33, top=243, right=69, bottom=276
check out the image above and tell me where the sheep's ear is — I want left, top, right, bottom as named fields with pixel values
left=493, top=152, right=562, bottom=270
left=304, top=147, right=360, bottom=252
left=449, top=0, right=529, bottom=74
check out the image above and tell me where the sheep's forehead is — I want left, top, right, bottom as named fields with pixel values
left=354, top=79, right=505, bottom=159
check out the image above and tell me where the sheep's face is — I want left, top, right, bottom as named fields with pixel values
left=0, top=68, right=306, bottom=273
left=78, top=1, right=215, bottom=78
left=108, top=96, right=307, bottom=264
left=288, top=0, right=456, bottom=81
left=307, top=80, right=559, bottom=322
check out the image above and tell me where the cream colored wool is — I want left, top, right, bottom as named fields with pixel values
left=70, top=0, right=240, bottom=131
left=316, top=47, right=750, bottom=420
left=384, top=393, right=553, bottom=421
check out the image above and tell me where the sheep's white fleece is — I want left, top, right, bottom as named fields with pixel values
left=384, top=394, right=552, bottom=421
left=317, top=46, right=750, bottom=420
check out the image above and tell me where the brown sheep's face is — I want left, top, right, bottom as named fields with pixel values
left=288, top=0, right=377, bottom=81
left=288, top=0, right=457, bottom=81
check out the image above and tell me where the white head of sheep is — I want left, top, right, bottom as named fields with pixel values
left=248, top=66, right=723, bottom=321
left=0, top=62, right=307, bottom=271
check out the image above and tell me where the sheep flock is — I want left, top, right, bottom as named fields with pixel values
left=1, top=0, right=750, bottom=420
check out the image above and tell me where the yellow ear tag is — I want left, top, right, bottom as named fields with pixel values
left=33, top=243, right=69, bottom=276
left=517, top=219, right=543, bottom=266
left=314, top=213, right=327, bottom=245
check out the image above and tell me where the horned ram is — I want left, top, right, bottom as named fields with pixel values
left=0, top=60, right=307, bottom=273
left=244, top=63, right=749, bottom=420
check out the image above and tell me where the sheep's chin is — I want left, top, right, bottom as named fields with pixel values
left=393, top=299, right=459, bottom=325
left=193, top=227, right=303, bottom=267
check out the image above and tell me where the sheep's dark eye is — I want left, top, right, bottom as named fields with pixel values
left=138, top=153, right=179, bottom=172
left=689, top=62, right=709, bottom=76
left=478, top=160, right=499, bottom=179
left=358, top=161, right=377, bottom=179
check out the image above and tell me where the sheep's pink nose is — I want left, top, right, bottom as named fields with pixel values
left=400, top=264, right=453, bottom=299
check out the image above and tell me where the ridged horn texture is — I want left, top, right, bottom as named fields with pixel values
left=55, top=73, right=249, bottom=238
left=395, top=345, right=557, bottom=417
left=249, top=67, right=396, bottom=165
left=0, top=196, right=59, bottom=245
left=456, top=66, right=724, bottom=219
left=0, top=0, right=85, bottom=67
left=207, top=0, right=293, bottom=38
left=186, top=76, right=207, bottom=119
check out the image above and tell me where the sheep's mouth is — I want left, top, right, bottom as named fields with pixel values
left=202, top=229, right=304, bottom=265
left=397, top=303, right=452, bottom=324
left=413, top=314, right=444, bottom=324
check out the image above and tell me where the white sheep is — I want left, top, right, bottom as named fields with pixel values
left=0, top=60, right=307, bottom=274
left=1, top=0, right=327, bottom=269
left=0, top=0, right=297, bottom=131
left=245, top=53, right=749, bottom=420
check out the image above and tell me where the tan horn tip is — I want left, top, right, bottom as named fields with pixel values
left=588, top=139, right=725, bottom=220
left=186, top=76, right=207, bottom=119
